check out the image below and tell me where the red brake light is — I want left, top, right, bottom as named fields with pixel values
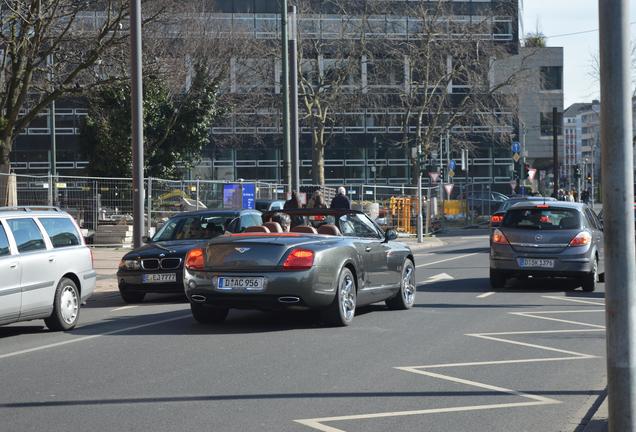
left=490, top=214, right=504, bottom=224
left=492, top=229, right=509, bottom=245
left=536, top=204, right=550, bottom=208
left=283, top=248, right=314, bottom=270
left=185, top=248, right=205, bottom=271
left=569, top=232, right=592, bottom=247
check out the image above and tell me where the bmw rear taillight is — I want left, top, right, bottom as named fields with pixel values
left=490, top=214, right=504, bottom=224
left=569, top=232, right=592, bottom=247
left=492, top=229, right=510, bottom=245
left=283, top=249, right=314, bottom=270
left=185, top=248, right=205, bottom=271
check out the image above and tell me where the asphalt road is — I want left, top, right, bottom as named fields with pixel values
left=0, top=231, right=606, bottom=432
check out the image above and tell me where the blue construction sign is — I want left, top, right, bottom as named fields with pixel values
left=448, top=159, right=457, bottom=171
left=511, top=141, right=521, bottom=154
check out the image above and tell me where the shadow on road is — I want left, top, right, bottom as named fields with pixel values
left=0, top=389, right=604, bottom=409
left=418, top=277, right=604, bottom=295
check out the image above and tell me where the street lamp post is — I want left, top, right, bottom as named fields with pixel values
left=130, top=0, right=145, bottom=249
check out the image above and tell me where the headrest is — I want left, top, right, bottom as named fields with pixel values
left=264, top=222, right=283, bottom=233
left=317, top=224, right=341, bottom=236
left=291, top=225, right=318, bottom=234
left=244, top=226, right=271, bottom=233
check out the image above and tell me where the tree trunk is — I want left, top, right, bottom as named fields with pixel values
left=312, top=130, right=325, bottom=186
left=0, top=136, right=12, bottom=206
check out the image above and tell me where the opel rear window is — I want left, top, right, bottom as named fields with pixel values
left=502, top=208, right=581, bottom=230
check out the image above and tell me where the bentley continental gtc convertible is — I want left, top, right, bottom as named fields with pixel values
left=183, top=209, right=416, bottom=326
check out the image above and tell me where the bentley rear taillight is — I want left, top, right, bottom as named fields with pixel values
left=283, top=249, right=314, bottom=270
left=185, top=248, right=205, bottom=271
left=492, top=229, right=510, bottom=245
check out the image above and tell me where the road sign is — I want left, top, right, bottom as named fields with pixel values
left=428, top=172, right=440, bottom=183
left=448, top=159, right=456, bottom=171
left=448, top=169, right=455, bottom=178
left=528, top=168, right=537, bottom=181
left=511, top=141, right=521, bottom=153
left=512, top=153, right=521, bottom=162
left=444, top=184, right=454, bottom=197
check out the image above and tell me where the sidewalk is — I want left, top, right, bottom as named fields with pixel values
left=92, top=247, right=127, bottom=293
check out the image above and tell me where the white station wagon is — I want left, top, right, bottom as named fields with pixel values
left=0, top=207, right=96, bottom=330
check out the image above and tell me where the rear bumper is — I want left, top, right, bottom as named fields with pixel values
left=490, top=248, right=594, bottom=277
left=183, top=267, right=336, bottom=310
left=81, top=270, right=97, bottom=302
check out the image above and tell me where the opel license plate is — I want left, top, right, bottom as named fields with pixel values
left=217, top=276, right=265, bottom=291
left=517, top=258, right=555, bottom=269
left=142, top=273, right=177, bottom=283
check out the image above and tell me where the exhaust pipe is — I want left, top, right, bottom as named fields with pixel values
left=191, top=294, right=207, bottom=303
left=278, top=296, right=300, bottom=304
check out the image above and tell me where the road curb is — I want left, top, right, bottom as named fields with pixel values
left=402, top=237, right=446, bottom=251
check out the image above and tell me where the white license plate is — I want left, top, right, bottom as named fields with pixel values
left=217, top=276, right=265, bottom=291
left=142, top=273, right=177, bottom=283
left=517, top=258, right=555, bottom=269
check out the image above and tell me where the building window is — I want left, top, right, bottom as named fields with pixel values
left=540, top=66, right=563, bottom=90
left=540, top=112, right=563, bottom=136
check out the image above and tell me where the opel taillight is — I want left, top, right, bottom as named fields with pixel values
left=490, top=214, right=504, bottom=224
left=492, top=229, right=509, bottom=245
left=283, top=249, right=315, bottom=270
left=185, top=248, right=205, bottom=271
left=569, top=232, right=592, bottom=247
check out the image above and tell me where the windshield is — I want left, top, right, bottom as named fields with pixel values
left=502, top=208, right=581, bottom=230
left=152, top=214, right=237, bottom=241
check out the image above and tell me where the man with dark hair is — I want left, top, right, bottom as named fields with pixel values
left=271, top=212, right=291, bottom=232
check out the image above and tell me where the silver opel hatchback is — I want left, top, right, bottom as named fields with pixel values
left=489, top=201, right=603, bottom=291
left=0, top=207, right=96, bottom=330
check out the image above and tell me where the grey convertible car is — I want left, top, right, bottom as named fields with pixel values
left=183, top=209, right=416, bottom=326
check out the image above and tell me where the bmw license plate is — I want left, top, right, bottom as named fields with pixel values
left=217, top=276, right=265, bottom=291
left=517, top=258, right=555, bottom=269
left=142, top=273, right=177, bottom=283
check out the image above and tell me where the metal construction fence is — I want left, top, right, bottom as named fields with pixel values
left=1, top=174, right=505, bottom=238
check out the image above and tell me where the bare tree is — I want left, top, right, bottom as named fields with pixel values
left=363, top=0, right=522, bottom=185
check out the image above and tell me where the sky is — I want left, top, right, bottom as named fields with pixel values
left=521, top=1, right=636, bottom=108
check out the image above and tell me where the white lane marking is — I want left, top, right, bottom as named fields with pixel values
left=542, top=295, right=605, bottom=306
left=511, top=310, right=606, bottom=329
left=111, top=305, right=139, bottom=312
left=477, top=291, right=495, bottom=299
left=418, top=272, right=455, bottom=285
left=415, top=252, right=480, bottom=268
left=295, top=298, right=604, bottom=431
left=460, top=236, right=490, bottom=240
left=0, top=314, right=191, bottom=360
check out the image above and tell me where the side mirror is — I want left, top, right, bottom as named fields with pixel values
left=384, top=229, right=398, bottom=242
left=142, top=236, right=152, bottom=243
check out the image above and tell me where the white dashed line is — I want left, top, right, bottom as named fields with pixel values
left=0, top=314, right=191, bottom=360
left=111, top=305, right=139, bottom=312
left=415, top=252, right=480, bottom=268
left=477, top=291, right=495, bottom=299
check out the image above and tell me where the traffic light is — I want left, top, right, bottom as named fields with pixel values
left=523, top=163, right=530, bottom=178
left=587, top=174, right=592, bottom=183
left=574, top=167, right=581, bottom=179
left=440, top=166, right=445, bottom=180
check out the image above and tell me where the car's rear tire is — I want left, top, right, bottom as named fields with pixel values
left=119, top=290, right=145, bottom=304
left=322, top=267, right=356, bottom=326
left=191, top=303, right=229, bottom=324
left=581, top=258, right=598, bottom=292
left=489, top=269, right=507, bottom=289
left=45, top=278, right=80, bottom=331
left=386, top=259, right=416, bottom=310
